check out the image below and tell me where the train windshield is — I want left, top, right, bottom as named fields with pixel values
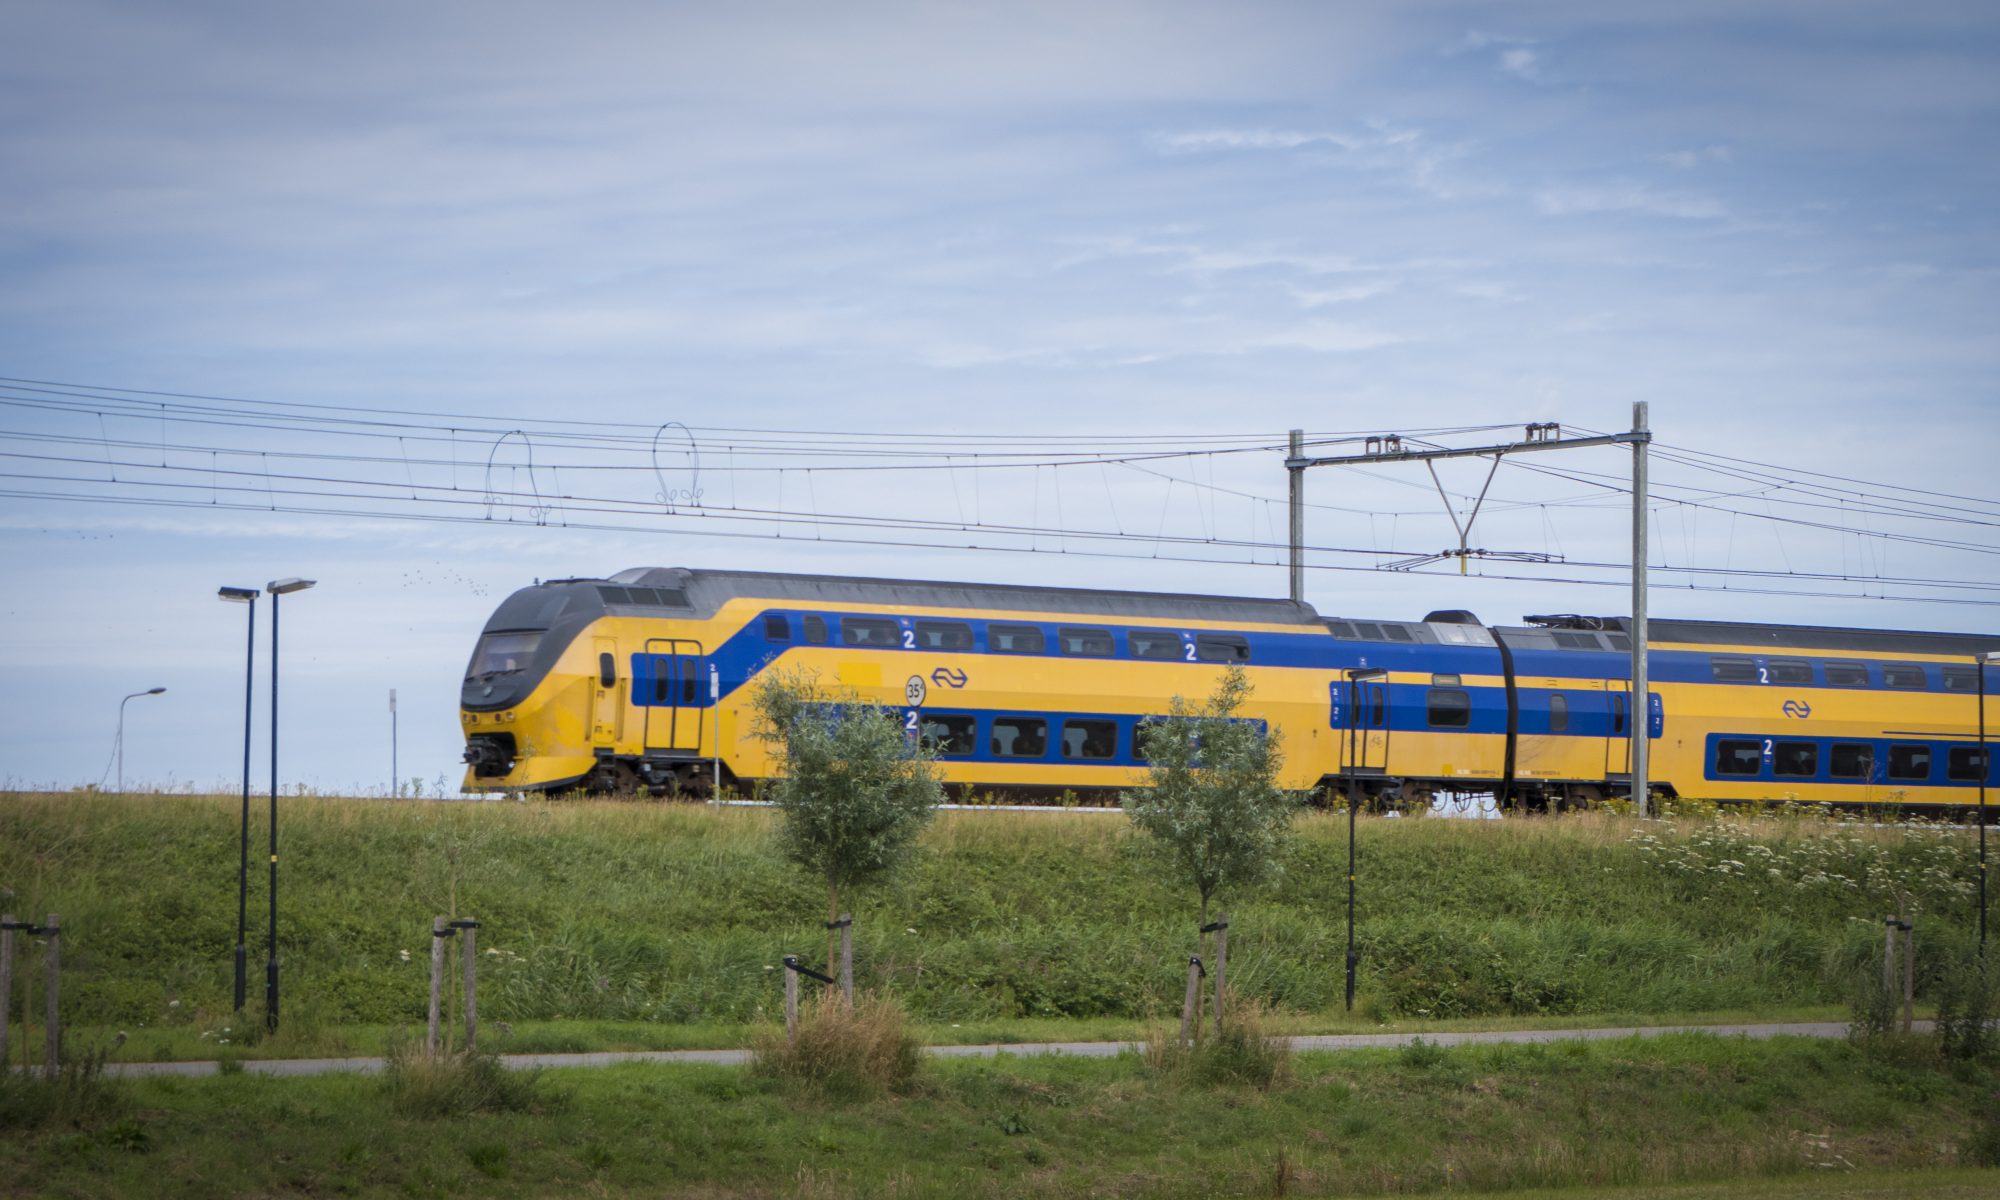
left=467, top=630, right=543, bottom=678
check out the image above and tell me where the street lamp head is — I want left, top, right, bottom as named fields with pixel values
left=146, top=687, right=166, bottom=695
left=218, top=586, right=259, bottom=603
left=267, top=578, right=316, bottom=595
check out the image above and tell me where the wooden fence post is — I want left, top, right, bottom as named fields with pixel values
left=785, top=960, right=800, bottom=1042
left=1, top=913, right=13, bottom=1070
left=428, top=916, right=446, bottom=1055
left=1211, top=913, right=1229, bottom=1036
left=1179, top=956, right=1203, bottom=1047
left=1882, top=916, right=1897, bottom=1009
left=461, top=922, right=478, bottom=1054
left=43, top=914, right=59, bottom=1079
left=838, top=914, right=854, bottom=1008
left=1901, top=920, right=1915, bottom=1035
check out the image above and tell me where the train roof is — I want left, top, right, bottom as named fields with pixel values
left=1494, top=614, right=1999, bottom=658
left=605, top=567, right=1328, bottom=626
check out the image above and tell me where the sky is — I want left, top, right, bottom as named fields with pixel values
left=1, top=1, right=1995, bottom=793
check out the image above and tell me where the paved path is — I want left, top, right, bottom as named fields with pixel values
left=103, top=1020, right=1907, bottom=1079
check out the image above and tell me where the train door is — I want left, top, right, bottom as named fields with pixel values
left=591, top=637, right=623, bottom=745
left=1604, top=687, right=1630, bottom=777
left=1331, top=678, right=1391, bottom=773
left=642, top=638, right=705, bottom=753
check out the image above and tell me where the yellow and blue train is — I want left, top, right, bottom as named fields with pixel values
left=460, top=567, right=1996, bottom=811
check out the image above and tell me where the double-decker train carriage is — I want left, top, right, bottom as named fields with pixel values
left=461, top=567, right=1997, bottom=810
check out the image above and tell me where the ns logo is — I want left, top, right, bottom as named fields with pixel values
left=1781, top=699, right=1812, bottom=719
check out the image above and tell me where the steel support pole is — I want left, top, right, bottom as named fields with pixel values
left=267, top=592, right=281, bottom=1032
left=235, top=598, right=254, bottom=1011
left=1631, top=401, right=1650, bottom=817
left=1287, top=429, right=1304, bottom=603
left=1980, top=656, right=1987, bottom=956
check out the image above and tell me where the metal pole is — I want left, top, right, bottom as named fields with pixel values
left=0, top=913, right=13, bottom=1069
left=267, top=591, right=280, bottom=1032
left=1345, top=682, right=1358, bottom=1012
left=43, top=915, right=59, bottom=1079
left=428, top=916, right=445, bottom=1054
left=1287, top=429, right=1304, bottom=603
left=116, top=696, right=129, bottom=793
left=236, top=599, right=254, bottom=1011
left=1980, top=655, right=1988, bottom=956
left=1630, top=401, right=1650, bottom=817
left=390, top=689, right=398, bottom=797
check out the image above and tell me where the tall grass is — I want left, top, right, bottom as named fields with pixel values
left=750, top=992, right=922, bottom=1099
left=0, top=791, right=1981, bottom=1033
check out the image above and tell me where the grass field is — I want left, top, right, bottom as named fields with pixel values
left=2, top=1032, right=1995, bottom=1198
left=0, top=791, right=1982, bottom=1056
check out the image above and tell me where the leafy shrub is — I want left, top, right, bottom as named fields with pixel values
left=0, top=1044, right=123, bottom=1130
left=1934, top=951, right=1998, bottom=1061
left=751, top=992, right=923, bottom=1100
left=380, top=1039, right=563, bottom=1118
left=1143, top=994, right=1292, bottom=1089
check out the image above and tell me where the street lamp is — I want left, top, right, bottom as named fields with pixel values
left=265, top=576, right=315, bottom=1030
left=218, top=586, right=260, bottom=1010
left=1344, top=666, right=1389, bottom=1012
left=115, top=687, right=167, bottom=792
left=1980, top=650, right=1999, bottom=955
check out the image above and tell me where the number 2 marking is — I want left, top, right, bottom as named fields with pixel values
left=902, top=629, right=915, bottom=649
left=1758, top=665, right=1769, bottom=684
left=905, top=710, right=919, bottom=732
left=1762, top=739, right=1773, bottom=756
left=1184, top=642, right=1196, bottom=661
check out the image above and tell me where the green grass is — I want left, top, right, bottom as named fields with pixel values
left=0, top=792, right=1981, bottom=1056
left=0, top=1034, right=1994, bottom=1198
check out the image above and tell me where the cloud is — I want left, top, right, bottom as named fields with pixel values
left=1657, top=145, right=1733, bottom=170
left=1535, top=182, right=1727, bottom=220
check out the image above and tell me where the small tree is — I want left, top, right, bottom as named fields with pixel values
left=1122, top=665, right=1296, bottom=924
left=752, top=670, right=942, bottom=975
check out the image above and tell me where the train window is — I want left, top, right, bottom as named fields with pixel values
left=469, top=631, right=542, bottom=677
left=598, top=653, right=616, bottom=688
left=1830, top=744, right=1874, bottom=779
left=988, top=623, right=1045, bottom=654
left=1058, top=627, right=1114, bottom=657
left=1382, top=626, right=1415, bottom=643
left=764, top=614, right=790, bottom=642
left=1553, top=632, right=1600, bottom=650
left=804, top=615, right=828, bottom=645
left=1061, top=719, right=1118, bottom=760
left=914, top=621, right=975, bottom=651
left=1610, top=694, right=1627, bottom=736
left=1195, top=634, right=1251, bottom=663
left=1942, top=667, right=1979, bottom=693
left=1326, top=622, right=1359, bottom=640
left=991, top=717, right=1048, bottom=758
left=1128, top=630, right=1181, bottom=660
left=1710, top=657, right=1758, bottom=683
left=1548, top=693, right=1569, bottom=733
left=919, top=714, right=977, bottom=757
left=1823, top=662, right=1869, bottom=688
left=841, top=618, right=899, bottom=648
left=1768, top=659, right=1813, bottom=685
left=1948, top=748, right=1990, bottom=783
left=1773, top=741, right=1818, bottom=777
left=1714, top=740, right=1761, bottom=776
left=678, top=657, right=700, bottom=704
left=1887, top=744, right=1932, bottom=781
left=1606, top=633, right=1631, bottom=651
left=1882, top=665, right=1928, bottom=690
left=1352, top=622, right=1384, bottom=641
left=1427, top=689, right=1471, bottom=727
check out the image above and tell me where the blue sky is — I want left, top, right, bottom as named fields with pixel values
left=1, top=1, right=1995, bottom=792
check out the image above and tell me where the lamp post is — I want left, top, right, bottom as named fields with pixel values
left=1344, top=666, right=1389, bottom=1011
left=1980, top=650, right=1999, bottom=955
left=218, top=586, right=260, bottom=1010
left=115, top=688, right=167, bottom=792
left=265, top=576, right=315, bottom=1030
